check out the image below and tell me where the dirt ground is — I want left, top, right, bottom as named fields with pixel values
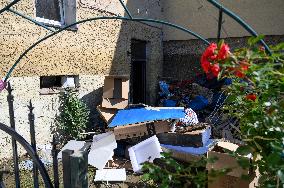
left=1, top=156, right=151, bottom=188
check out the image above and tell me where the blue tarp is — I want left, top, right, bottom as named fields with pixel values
left=163, top=99, right=177, bottom=107
left=188, top=95, right=208, bottom=111
left=109, top=107, right=184, bottom=127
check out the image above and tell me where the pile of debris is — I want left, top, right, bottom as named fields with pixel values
left=58, top=75, right=252, bottom=187
left=158, top=76, right=242, bottom=142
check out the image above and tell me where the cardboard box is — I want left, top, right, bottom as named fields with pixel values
left=113, top=121, right=171, bottom=140
left=161, top=147, right=203, bottom=162
left=206, top=142, right=258, bottom=188
left=157, top=126, right=211, bottom=147
left=103, top=75, right=129, bottom=99
left=97, top=106, right=117, bottom=124
left=206, top=141, right=250, bottom=177
left=208, top=174, right=256, bottom=188
left=101, top=98, right=128, bottom=109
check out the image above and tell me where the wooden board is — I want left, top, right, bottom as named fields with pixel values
left=113, top=121, right=170, bottom=140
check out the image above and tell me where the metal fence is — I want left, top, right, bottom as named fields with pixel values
left=0, top=83, right=58, bottom=188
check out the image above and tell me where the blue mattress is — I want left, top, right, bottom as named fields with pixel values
left=109, top=107, right=184, bottom=127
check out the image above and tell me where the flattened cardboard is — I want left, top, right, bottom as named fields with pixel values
left=161, top=147, right=202, bottom=162
left=208, top=175, right=256, bottom=188
left=103, top=77, right=114, bottom=98
left=121, top=79, right=129, bottom=99
left=206, top=141, right=250, bottom=177
left=103, top=75, right=129, bottom=99
left=97, top=106, right=117, bottom=124
left=113, top=121, right=171, bottom=140
left=101, top=98, right=128, bottom=109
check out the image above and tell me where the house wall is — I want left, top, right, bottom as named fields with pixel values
left=161, top=0, right=284, bottom=80
left=162, top=0, right=284, bottom=40
left=0, top=0, right=163, bottom=159
left=163, top=35, right=284, bottom=81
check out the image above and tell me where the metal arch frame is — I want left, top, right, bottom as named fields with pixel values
left=0, top=0, right=273, bottom=81
left=0, top=122, right=53, bottom=188
left=207, top=0, right=272, bottom=55
left=2, top=19, right=210, bottom=82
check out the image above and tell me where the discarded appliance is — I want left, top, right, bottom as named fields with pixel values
left=109, top=107, right=184, bottom=127
left=157, top=125, right=211, bottom=147
left=102, top=75, right=129, bottom=109
left=88, top=132, right=117, bottom=169
left=94, top=168, right=126, bottom=182
left=58, top=140, right=86, bottom=159
left=128, top=135, right=162, bottom=173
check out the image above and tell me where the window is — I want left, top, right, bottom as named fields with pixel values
left=40, top=75, right=79, bottom=94
left=35, top=0, right=64, bottom=26
left=35, top=0, right=77, bottom=29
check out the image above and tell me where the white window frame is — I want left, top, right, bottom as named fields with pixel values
left=35, top=0, right=65, bottom=27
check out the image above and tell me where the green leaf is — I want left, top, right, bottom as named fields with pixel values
left=248, top=35, right=264, bottom=46
left=237, top=158, right=250, bottom=169
left=235, top=145, right=253, bottom=156
left=277, top=170, right=284, bottom=182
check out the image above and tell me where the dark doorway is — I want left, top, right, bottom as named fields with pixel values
left=130, top=40, right=147, bottom=104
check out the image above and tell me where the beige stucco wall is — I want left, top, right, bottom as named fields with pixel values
left=0, top=0, right=163, bottom=77
left=0, top=0, right=163, bottom=158
left=0, top=75, right=104, bottom=159
left=162, top=0, right=284, bottom=40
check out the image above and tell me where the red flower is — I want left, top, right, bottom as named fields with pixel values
left=201, top=58, right=210, bottom=73
left=0, top=80, right=7, bottom=92
left=246, top=94, right=257, bottom=101
left=201, top=43, right=217, bottom=73
left=240, top=61, right=250, bottom=71
left=211, top=63, right=220, bottom=77
left=234, top=70, right=245, bottom=78
left=203, top=43, right=218, bottom=60
left=217, top=43, right=230, bottom=60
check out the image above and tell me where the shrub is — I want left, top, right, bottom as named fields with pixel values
left=57, top=89, right=90, bottom=141
left=217, top=37, right=284, bottom=187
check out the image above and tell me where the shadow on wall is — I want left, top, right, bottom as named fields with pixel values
left=80, top=86, right=104, bottom=130
left=108, top=0, right=164, bottom=106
